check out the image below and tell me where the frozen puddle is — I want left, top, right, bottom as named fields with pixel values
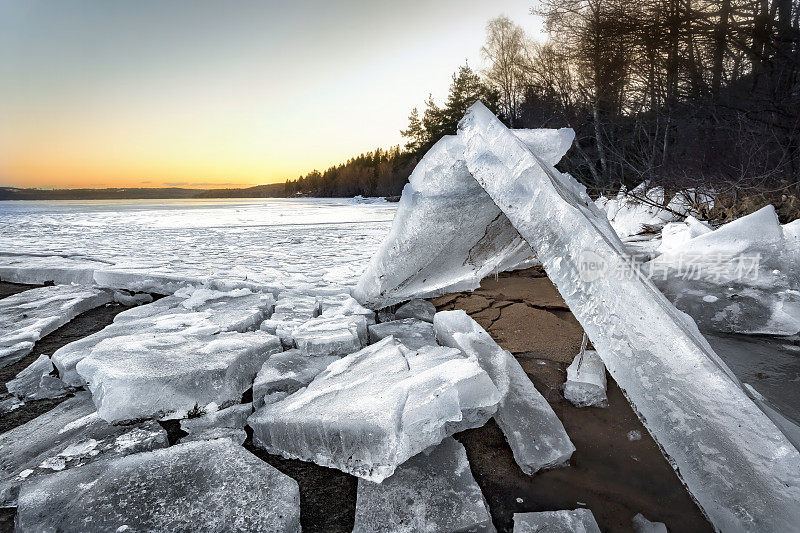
left=15, top=439, right=301, bottom=533
left=0, top=284, right=111, bottom=367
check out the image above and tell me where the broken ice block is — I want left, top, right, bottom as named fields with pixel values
left=564, top=350, right=608, bottom=407
left=632, top=513, right=668, bottom=533
left=459, top=101, right=800, bottom=531
left=320, top=293, right=377, bottom=324
left=76, top=330, right=281, bottom=422
left=0, top=392, right=168, bottom=506
left=0, top=284, right=111, bottom=367
left=15, top=439, right=301, bottom=533
left=249, top=337, right=500, bottom=481
left=6, top=354, right=69, bottom=401
left=260, top=314, right=306, bottom=348
left=180, top=403, right=252, bottom=434
left=657, top=216, right=712, bottom=255
left=252, top=349, right=339, bottom=407
left=649, top=206, right=800, bottom=335
left=181, top=426, right=248, bottom=445
left=512, top=509, right=601, bottom=533
left=355, top=129, right=575, bottom=309
left=395, top=298, right=437, bottom=323
left=368, top=318, right=437, bottom=350
left=53, top=286, right=275, bottom=386
left=353, top=437, right=495, bottom=533
left=274, top=293, right=321, bottom=319
left=434, top=310, right=574, bottom=473
left=292, top=315, right=367, bottom=356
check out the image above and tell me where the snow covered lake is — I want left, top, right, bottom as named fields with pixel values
left=0, top=198, right=397, bottom=291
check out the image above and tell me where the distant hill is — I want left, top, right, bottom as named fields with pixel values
left=0, top=184, right=289, bottom=201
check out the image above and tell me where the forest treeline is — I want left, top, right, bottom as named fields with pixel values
left=286, top=0, right=799, bottom=219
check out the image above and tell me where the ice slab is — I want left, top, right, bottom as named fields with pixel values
left=354, top=129, right=574, bottom=308
left=77, top=330, right=281, bottom=422
left=6, top=354, right=70, bottom=400
left=595, top=184, right=677, bottom=239
left=181, top=426, right=248, bottom=445
left=52, top=286, right=275, bottom=387
left=249, top=337, right=500, bottom=481
left=253, top=349, right=339, bottom=407
left=459, top=101, right=800, bottom=531
left=353, top=437, right=495, bottom=533
left=0, top=284, right=111, bottom=367
left=320, top=293, right=377, bottom=324
left=512, top=509, right=601, bottom=533
left=434, top=310, right=574, bottom=473
left=368, top=318, right=437, bottom=350
left=274, top=293, right=321, bottom=319
left=657, top=216, right=712, bottom=254
left=15, top=439, right=301, bottom=533
left=649, top=205, right=800, bottom=335
left=632, top=513, right=668, bottom=533
left=292, top=315, right=367, bottom=356
left=180, top=403, right=252, bottom=434
left=0, top=392, right=168, bottom=506
left=564, top=350, right=608, bottom=407
left=395, top=298, right=437, bottom=322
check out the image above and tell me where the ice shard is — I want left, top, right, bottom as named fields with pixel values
left=459, top=101, right=800, bottom=532
left=352, top=437, right=495, bottom=533
left=0, top=284, right=111, bottom=367
left=434, top=310, right=574, bottom=473
left=564, top=349, right=608, bottom=408
left=248, top=337, right=500, bottom=482
left=15, top=439, right=301, bottom=533
left=512, top=509, right=601, bottom=533
left=353, top=129, right=574, bottom=309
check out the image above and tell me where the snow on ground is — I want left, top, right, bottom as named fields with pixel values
left=0, top=198, right=396, bottom=293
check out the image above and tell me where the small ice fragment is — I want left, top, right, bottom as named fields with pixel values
left=628, top=430, right=642, bottom=441
left=292, top=315, right=367, bottom=356
left=632, top=513, right=668, bottom=533
left=564, top=350, right=608, bottom=408
left=516, top=497, right=524, bottom=503
left=394, top=299, right=437, bottom=323
left=512, top=509, right=601, bottom=533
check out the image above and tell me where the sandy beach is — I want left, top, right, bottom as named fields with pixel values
left=0, top=271, right=713, bottom=533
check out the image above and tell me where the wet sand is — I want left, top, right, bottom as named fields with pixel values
left=0, top=276, right=713, bottom=532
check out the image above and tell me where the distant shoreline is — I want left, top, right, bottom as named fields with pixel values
left=0, top=186, right=400, bottom=202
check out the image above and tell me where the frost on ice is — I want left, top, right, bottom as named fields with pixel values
left=248, top=336, right=500, bottom=482
left=564, top=349, right=608, bottom=408
left=76, top=330, right=282, bottom=422
left=0, top=284, right=111, bottom=367
left=15, top=439, right=301, bottom=533
left=352, top=437, right=495, bottom=533
left=434, top=310, right=575, bottom=474
left=459, top=101, right=800, bottom=532
left=52, top=285, right=275, bottom=387
left=353, top=128, right=574, bottom=309
left=0, top=392, right=168, bottom=506
left=648, top=205, right=800, bottom=335
left=512, top=509, right=601, bottom=533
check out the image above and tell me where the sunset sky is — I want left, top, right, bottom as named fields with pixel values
left=0, top=0, right=543, bottom=189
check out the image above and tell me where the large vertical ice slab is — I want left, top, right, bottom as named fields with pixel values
left=15, top=439, right=301, bottom=533
left=249, top=337, right=500, bottom=482
left=648, top=205, right=800, bottom=335
left=353, top=437, right=496, bottom=533
left=0, top=392, right=168, bottom=506
left=76, top=330, right=282, bottom=422
left=434, top=310, right=574, bottom=473
left=353, top=129, right=574, bottom=309
left=459, top=101, right=800, bottom=532
left=0, top=284, right=111, bottom=367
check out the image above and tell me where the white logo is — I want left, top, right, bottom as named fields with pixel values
left=577, top=250, right=608, bottom=282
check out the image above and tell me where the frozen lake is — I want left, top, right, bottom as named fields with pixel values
left=0, top=198, right=397, bottom=290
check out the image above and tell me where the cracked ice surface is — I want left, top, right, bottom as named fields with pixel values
left=77, top=330, right=282, bottom=422
left=52, top=286, right=275, bottom=387
left=434, top=310, right=574, bottom=473
left=249, top=336, right=500, bottom=482
left=0, top=198, right=396, bottom=293
left=354, top=129, right=575, bottom=308
left=353, top=437, right=496, bottom=533
left=0, top=284, right=111, bottom=367
left=459, top=101, right=800, bottom=531
left=0, top=392, right=168, bottom=506
left=15, top=439, right=301, bottom=533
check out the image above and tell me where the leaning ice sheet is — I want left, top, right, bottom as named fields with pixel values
left=458, top=101, right=800, bottom=532
left=353, top=129, right=574, bottom=308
